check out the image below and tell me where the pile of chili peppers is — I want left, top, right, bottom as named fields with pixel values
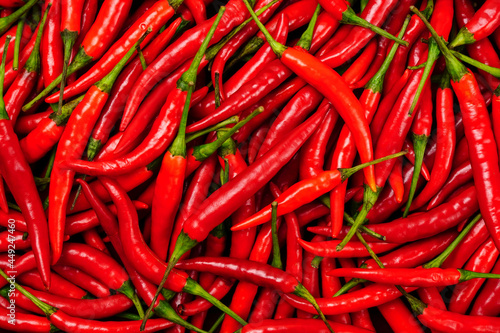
left=1, top=0, right=500, bottom=331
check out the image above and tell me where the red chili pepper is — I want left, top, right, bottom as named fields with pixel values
left=0, top=38, right=50, bottom=289
left=450, top=0, right=500, bottom=48
left=427, top=160, right=472, bottom=210
left=87, top=17, right=181, bottom=159
left=341, top=39, right=378, bottom=88
left=0, top=0, right=37, bottom=35
left=4, top=5, right=50, bottom=125
left=409, top=72, right=455, bottom=210
left=388, top=157, right=404, bottom=203
left=22, top=0, right=134, bottom=109
left=241, top=318, right=373, bottom=333
left=378, top=299, right=424, bottom=333
left=417, top=8, right=500, bottom=251
left=470, top=258, right=500, bottom=316
left=48, top=31, right=150, bottom=264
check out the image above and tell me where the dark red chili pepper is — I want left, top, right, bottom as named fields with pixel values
left=48, top=32, right=149, bottom=264
left=470, top=258, right=500, bottom=316
left=14, top=107, right=51, bottom=135
left=22, top=0, right=134, bottom=109
left=0, top=38, right=50, bottom=289
left=450, top=0, right=500, bottom=48
left=378, top=299, right=424, bottom=333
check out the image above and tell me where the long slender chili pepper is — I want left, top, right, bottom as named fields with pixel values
left=4, top=5, right=50, bottom=125
left=22, top=0, right=135, bottom=110
left=48, top=30, right=150, bottom=265
left=97, top=177, right=247, bottom=330
left=240, top=318, right=373, bottom=333
left=41, top=0, right=63, bottom=87
left=409, top=71, right=455, bottom=210
left=414, top=6, right=500, bottom=251
left=427, top=160, right=472, bottom=210
left=151, top=7, right=225, bottom=261
left=231, top=151, right=406, bottom=231
left=241, top=0, right=379, bottom=192
left=0, top=306, right=53, bottom=332
left=176, top=257, right=333, bottom=332
left=52, top=265, right=111, bottom=298
left=0, top=38, right=50, bottom=289
left=450, top=0, right=500, bottom=48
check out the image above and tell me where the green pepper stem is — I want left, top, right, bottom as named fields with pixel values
left=450, top=49, right=500, bottom=78
left=410, top=6, right=468, bottom=82
left=24, top=3, right=50, bottom=74
left=208, top=312, right=226, bottom=333
left=340, top=150, right=407, bottom=180
left=186, top=116, right=239, bottom=143
left=240, top=0, right=286, bottom=57
left=0, top=36, right=11, bottom=120
left=423, top=214, right=482, bottom=268
left=0, top=0, right=38, bottom=36
left=341, top=8, right=408, bottom=46
left=12, top=14, right=25, bottom=70
left=155, top=300, right=207, bottom=333
left=57, top=29, right=79, bottom=117
left=294, top=283, right=334, bottom=333
left=458, top=269, right=500, bottom=282
left=366, top=16, right=411, bottom=93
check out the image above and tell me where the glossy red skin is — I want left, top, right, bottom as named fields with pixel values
left=52, top=265, right=111, bottom=298
left=17, top=270, right=86, bottom=299
left=41, top=0, right=63, bottom=87
left=460, top=0, right=500, bottom=42
left=5, top=69, right=37, bottom=125
left=46, top=0, right=173, bottom=102
left=0, top=24, right=31, bottom=65
left=471, top=258, right=500, bottom=316
left=241, top=318, right=373, bottom=333
left=378, top=299, right=424, bottom=333
left=14, top=107, right=51, bottom=134
left=0, top=307, right=51, bottom=332
left=0, top=119, right=51, bottom=288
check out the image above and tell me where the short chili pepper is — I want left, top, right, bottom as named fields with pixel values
left=415, top=6, right=500, bottom=251
left=450, top=0, right=500, bottom=48
left=150, top=8, right=224, bottom=261
left=0, top=38, right=50, bottom=290
left=22, top=0, right=134, bottom=110
left=48, top=30, right=150, bottom=265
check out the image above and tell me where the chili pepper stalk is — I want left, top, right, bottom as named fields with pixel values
left=12, top=12, right=25, bottom=70
left=412, top=5, right=500, bottom=251
left=0, top=0, right=37, bottom=36
left=317, top=0, right=408, bottom=46
left=241, top=0, right=378, bottom=193
left=270, top=201, right=282, bottom=269
left=232, top=151, right=407, bottom=231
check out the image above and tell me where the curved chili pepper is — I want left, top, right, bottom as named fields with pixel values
left=151, top=8, right=225, bottom=261
left=409, top=72, right=455, bottom=210
left=121, top=0, right=257, bottom=130
left=22, top=0, right=133, bottom=110
left=48, top=31, right=149, bottom=264
left=388, top=157, right=404, bottom=203
left=450, top=0, right=500, bottom=48
left=470, top=258, right=500, bottom=316
left=416, top=8, right=500, bottom=251
left=298, top=239, right=398, bottom=258
left=0, top=38, right=50, bottom=289
left=426, top=161, right=472, bottom=210
left=87, top=18, right=181, bottom=160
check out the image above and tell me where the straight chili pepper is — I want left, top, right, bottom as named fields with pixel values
left=41, top=0, right=63, bottom=88
left=415, top=6, right=500, bottom=251
left=231, top=151, right=406, bottom=231
left=0, top=38, right=50, bottom=289
left=48, top=30, right=150, bottom=265
left=151, top=7, right=225, bottom=261
left=450, top=0, right=500, bottom=48
left=22, top=0, right=134, bottom=110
